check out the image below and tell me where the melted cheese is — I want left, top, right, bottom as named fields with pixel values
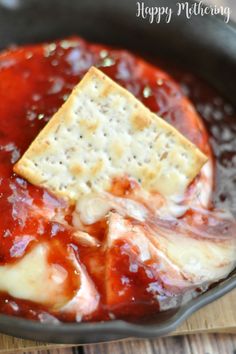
left=0, top=243, right=99, bottom=318
left=73, top=190, right=190, bottom=227
left=107, top=213, right=236, bottom=289
left=0, top=244, right=68, bottom=306
left=149, top=227, right=236, bottom=283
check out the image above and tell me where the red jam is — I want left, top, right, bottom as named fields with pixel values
left=0, top=37, right=235, bottom=323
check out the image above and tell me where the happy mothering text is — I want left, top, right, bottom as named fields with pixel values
left=136, top=1, right=231, bottom=24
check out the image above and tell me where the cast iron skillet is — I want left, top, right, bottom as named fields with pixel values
left=0, top=0, right=235, bottom=344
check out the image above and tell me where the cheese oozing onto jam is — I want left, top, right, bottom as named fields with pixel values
left=7, top=62, right=234, bottom=320
left=0, top=242, right=99, bottom=318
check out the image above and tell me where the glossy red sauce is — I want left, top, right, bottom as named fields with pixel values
left=0, top=37, right=235, bottom=322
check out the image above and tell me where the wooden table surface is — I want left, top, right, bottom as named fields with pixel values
left=0, top=0, right=235, bottom=353
left=9, top=334, right=235, bottom=354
